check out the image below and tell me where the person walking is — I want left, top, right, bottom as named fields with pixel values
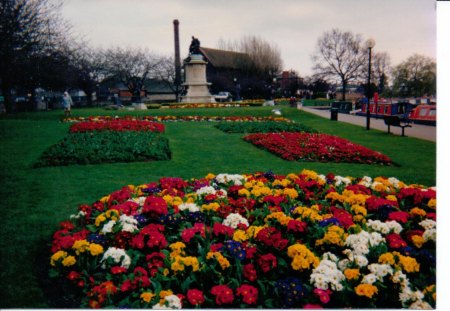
left=62, top=91, right=73, bottom=117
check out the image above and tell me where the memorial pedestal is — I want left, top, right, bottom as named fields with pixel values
left=181, top=54, right=216, bottom=103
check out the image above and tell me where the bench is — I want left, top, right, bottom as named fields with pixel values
left=383, top=115, right=412, bottom=136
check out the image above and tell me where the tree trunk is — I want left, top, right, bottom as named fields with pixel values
left=342, top=80, right=347, bottom=101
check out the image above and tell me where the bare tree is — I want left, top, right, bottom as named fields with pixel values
left=100, top=47, right=163, bottom=103
left=391, top=54, right=436, bottom=97
left=218, top=35, right=283, bottom=79
left=0, top=0, right=70, bottom=112
left=311, top=28, right=366, bottom=101
left=372, top=52, right=391, bottom=94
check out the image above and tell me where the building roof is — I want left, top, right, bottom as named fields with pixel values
left=199, top=47, right=250, bottom=69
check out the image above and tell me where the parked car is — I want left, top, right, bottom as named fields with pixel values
left=214, top=91, right=233, bottom=102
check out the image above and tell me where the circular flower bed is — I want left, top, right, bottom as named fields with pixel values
left=49, top=170, right=436, bottom=309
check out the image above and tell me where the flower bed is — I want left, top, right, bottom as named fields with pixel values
left=70, top=120, right=165, bottom=133
left=49, top=170, right=435, bottom=308
left=36, top=131, right=171, bottom=166
left=244, top=132, right=392, bottom=165
left=214, top=121, right=318, bottom=134
left=63, top=116, right=293, bottom=123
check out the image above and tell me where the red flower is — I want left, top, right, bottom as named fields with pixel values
left=142, top=196, right=168, bottom=217
left=213, top=223, right=234, bottom=238
left=386, top=233, right=407, bottom=249
left=67, top=271, right=80, bottom=281
left=243, top=263, right=258, bottom=282
left=187, top=289, right=205, bottom=306
left=111, top=266, right=127, bottom=274
left=237, top=284, right=258, bottom=305
left=257, top=253, right=277, bottom=273
left=332, top=207, right=354, bottom=229
left=287, top=219, right=308, bottom=233
left=388, top=211, right=410, bottom=224
left=210, top=285, right=234, bottom=305
left=146, top=252, right=165, bottom=277
left=314, top=288, right=332, bottom=304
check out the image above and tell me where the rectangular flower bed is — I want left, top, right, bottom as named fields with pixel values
left=214, top=121, right=318, bottom=133
left=243, top=132, right=392, bottom=164
left=69, top=120, right=165, bottom=133
left=35, top=131, right=171, bottom=166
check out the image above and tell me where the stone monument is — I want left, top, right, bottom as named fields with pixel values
left=181, top=36, right=216, bottom=103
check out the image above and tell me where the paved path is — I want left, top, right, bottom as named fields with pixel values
left=301, top=106, right=436, bottom=142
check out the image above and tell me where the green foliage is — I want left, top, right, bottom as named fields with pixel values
left=146, top=104, right=162, bottom=109
left=214, top=121, right=318, bottom=134
left=35, top=131, right=171, bottom=166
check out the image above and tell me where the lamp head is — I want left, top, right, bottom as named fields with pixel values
left=366, top=38, right=376, bottom=49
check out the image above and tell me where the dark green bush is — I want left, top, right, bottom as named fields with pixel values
left=35, top=131, right=171, bottom=166
left=214, top=121, right=319, bottom=134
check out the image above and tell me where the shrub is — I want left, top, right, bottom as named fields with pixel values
left=214, top=121, right=318, bottom=134
left=35, top=131, right=171, bottom=166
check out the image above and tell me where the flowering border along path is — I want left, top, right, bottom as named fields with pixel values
left=244, top=132, right=392, bottom=165
left=49, top=170, right=436, bottom=309
left=63, top=115, right=294, bottom=123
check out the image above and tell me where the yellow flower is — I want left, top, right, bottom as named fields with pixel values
left=205, top=173, right=216, bottom=180
left=427, top=198, right=436, bottom=209
left=171, top=257, right=185, bottom=272
left=397, top=254, right=420, bottom=273
left=344, top=268, right=360, bottom=280
left=325, top=191, right=345, bottom=203
left=159, top=290, right=174, bottom=304
left=99, top=195, right=110, bottom=203
left=140, top=292, right=155, bottom=303
left=246, top=226, right=264, bottom=239
left=207, top=252, right=230, bottom=270
left=351, top=204, right=367, bottom=216
left=169, top=242, right=186, bottom=258
left=410, top=207, right=427, bottom=217
left=283, top=188, right=298, bottom=199
left=163, top=195, right=174, bottom=204
left=386, top=195, right=398, bottom=202
left=72, top=239, right=90, bottom=255
left=265, top=212, right=292, bottom=226
left=287, top=244, right=320, bottom=270
left=378, top=252, right=395, bottom=265
left=316, top=225, right=347, bottom=247
left=89, top=243, right=104, bottom=256
left=95, top=214, right=107, bottom=227
left=105, top=209, right=120, bottom=220
left=201, top=202, right=220, bottom=212
left=238, top=188, right=250, bottom=197
left=50, top=250, right=67, bottom=266
left=355, top=284, right=378, bottom=298
left=233, top=229, right=248, bottom=242
left=62, top=255, right=76, bottom=267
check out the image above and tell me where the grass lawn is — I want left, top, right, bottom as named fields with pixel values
left=0, top=105, right=436, bottom=308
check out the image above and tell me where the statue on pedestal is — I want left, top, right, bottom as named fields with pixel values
left=189, top=36, right=201, bottom=55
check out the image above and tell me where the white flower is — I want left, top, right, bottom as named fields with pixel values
left=388, top=177, right=402, bottom=188
left=354, top=255, right=369, bottom=267
left=152, top=294, right=182, bottom=309
left=334, top=176, right=351, bottom=186
left=361, top=273, right=377, bottom=284
left=359, top=176, right=373, bottom=187
left=101, top=247, right=131, bottom=269
left=101, top=220, right=116, bottom=234
left=178, top=202, right=200, bottom=213
left=419, top=219, right=436, bottom=230
left=423, top=228, right=436, bottom=242
left=119, top=214, right=138, bottom=233
left=215, top=173, right=246, bottom=186
left=222, top=213, right=249, bottom=229
left=129, top=196, right=146, bottom=206
left=310, top=259, right=345, bottom=291
left=70, top=210, right=86, bottom=219
left=196, top=186, right=227, bottom=198
left=409, top=300, right=433, bottom=309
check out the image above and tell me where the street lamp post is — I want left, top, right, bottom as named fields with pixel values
left=365, top=38, right=375, bottom=130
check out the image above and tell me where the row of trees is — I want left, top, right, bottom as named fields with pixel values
left=1, top=1, right=436, bottom=113
left=311, top=28, right=436, bottom=100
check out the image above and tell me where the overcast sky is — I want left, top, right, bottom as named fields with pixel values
left=59, top=0, right=437, bottom=76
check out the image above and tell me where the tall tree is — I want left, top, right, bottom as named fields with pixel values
left=100, top=47, right=163, bottom=103
left=372, top=52, right=391, bottom=94
left=391, top=54, right=436, bottom=97
left=218, top=35, right=283, bottom=80
left=311, top=28, right=366, bottom=101
left=0, top=0, right=69, bottom=112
